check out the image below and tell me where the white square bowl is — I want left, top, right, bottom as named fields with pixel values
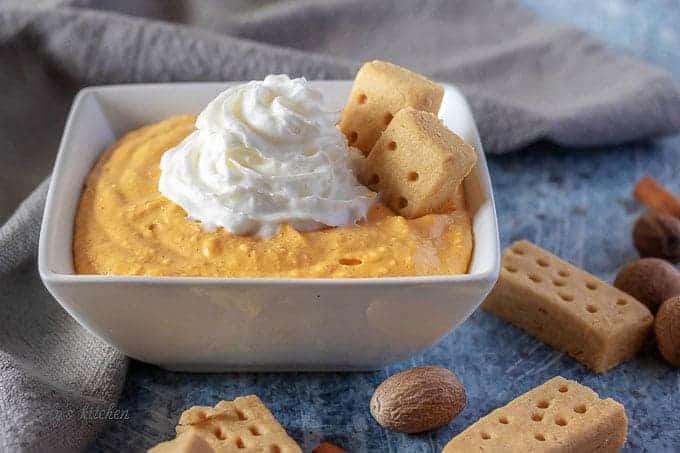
left=38, top=81, right=499, bottom=372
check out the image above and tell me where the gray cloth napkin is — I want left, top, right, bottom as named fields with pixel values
left=1, top=1, right=679, bottom=451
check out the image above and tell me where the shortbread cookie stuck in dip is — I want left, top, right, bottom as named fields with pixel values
left=73, top=71, right=474, bottom=278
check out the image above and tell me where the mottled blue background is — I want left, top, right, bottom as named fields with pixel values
left=92, top=1, right=680, bottom=451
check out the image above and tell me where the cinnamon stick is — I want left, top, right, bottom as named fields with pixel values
left=634, top=176, right=680, bottom=218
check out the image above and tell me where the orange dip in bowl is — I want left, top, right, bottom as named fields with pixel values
left=73, top=116, right=473, bottom=278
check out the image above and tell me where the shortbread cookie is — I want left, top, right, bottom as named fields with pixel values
left=149, top=395, right=301, bottom=453
left=357, top=107, right=476, bottom=218
left=443, top=376, right=627, bottom=452
left=340, top=60, right=444, bottom=154
left=483, top=240, right=653, bottom=373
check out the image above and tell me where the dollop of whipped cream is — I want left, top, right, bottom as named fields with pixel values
left=159, top=74, right=375, bottom=238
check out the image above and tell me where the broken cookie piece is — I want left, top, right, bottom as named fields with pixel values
left=358, top=107, right=476, bottom=219
left=340, top=60, right=444, bottom=154
left=149, top=395, right=301, bottom=453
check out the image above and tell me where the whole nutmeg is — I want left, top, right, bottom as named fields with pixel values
left=370, top=366, right=466, bottom=433
left=655, top=296, right=680, bottom=366
left=613, top=258, right=680, bottom=313
left=633, top=211, right=680, bottom=263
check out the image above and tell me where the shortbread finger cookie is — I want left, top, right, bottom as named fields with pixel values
left=149, top=395, right=301, bottom=453
left=358, top=107, right=476, bottom=218
left=340, top=60, right=444, bottom=154
left=443, top=376, right=627, bottom=453
left=483, top=240, right=653, bottom=373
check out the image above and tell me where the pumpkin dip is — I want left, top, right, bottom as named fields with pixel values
left=75, top=72, right=474, bottom=278
left=73, top=114, right=473, bottom=278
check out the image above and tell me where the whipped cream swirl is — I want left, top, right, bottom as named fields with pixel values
left=159, top=75, right=375, bottom=238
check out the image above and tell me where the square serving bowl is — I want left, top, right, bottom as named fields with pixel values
left=38, top=81, right=500, bottom=372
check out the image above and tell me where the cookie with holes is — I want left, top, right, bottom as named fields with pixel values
left=339, top=60, right=444, bottom=155
left=358, top=107, right=476, bottom=219
left=443, top=376, right=627, bottom=453
left=149, top=395, right=301, bottom=453
left=483, top=240, right=654, bottom=373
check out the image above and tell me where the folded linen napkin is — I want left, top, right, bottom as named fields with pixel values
left=1, top=1, right=679, bottom=451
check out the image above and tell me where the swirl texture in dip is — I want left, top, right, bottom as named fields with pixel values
left=159, top=75, right=376, bottom=238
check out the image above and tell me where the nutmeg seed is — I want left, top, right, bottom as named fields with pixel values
left=614, top=258, right=680, bottom=313
left=655, top=296, right=680, bottom=367
left=633, top=211, right=680, bottom=263
left=370, top=365, right=466, bottom=433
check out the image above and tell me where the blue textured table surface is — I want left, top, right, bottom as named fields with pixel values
left=92, top=1, right=680, bottom=451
